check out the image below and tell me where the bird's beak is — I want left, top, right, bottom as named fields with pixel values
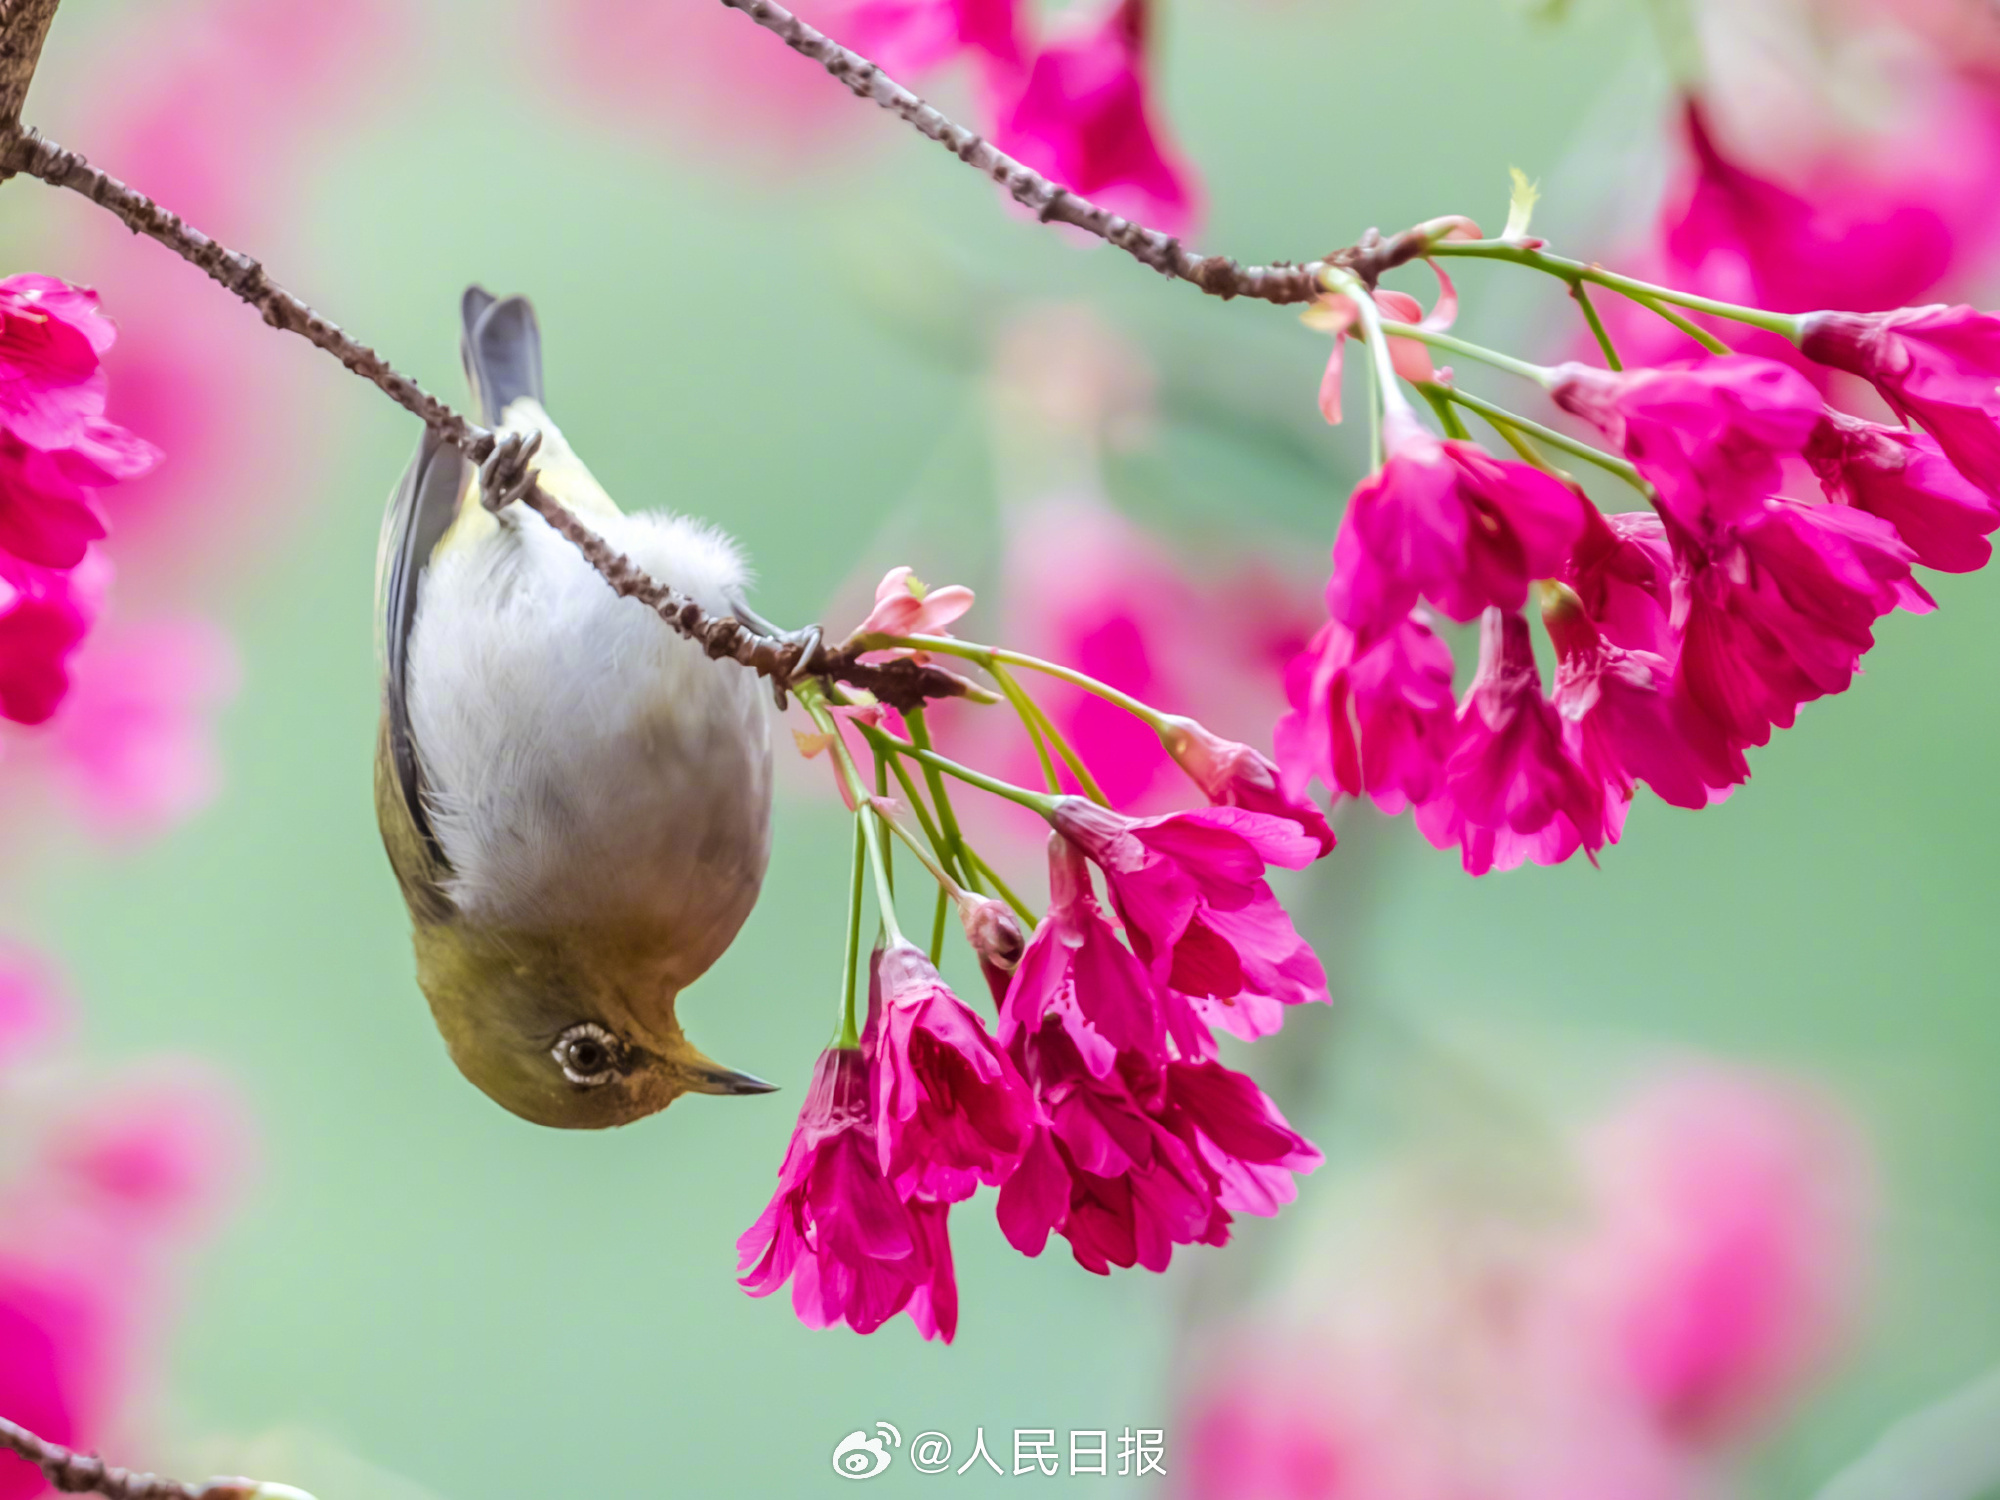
left=689, top=1064, right=779, bottom=1096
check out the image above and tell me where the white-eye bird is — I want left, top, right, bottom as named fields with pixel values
left=375, top=287, right=777, bottom=1128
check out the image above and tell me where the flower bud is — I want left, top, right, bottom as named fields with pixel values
left=957, top=895, right=1025, bottom=972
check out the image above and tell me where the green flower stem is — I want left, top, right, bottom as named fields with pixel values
left=873, top=748, right=893, bottom=893
left=1378, top=321, right=1554, bottom=385
left=1571, top=282, right=1623, bottom=372
left=905, top=706, right=976, bottom=893
left=837, top=813, right=865, bottom=1048
left=1427, top=240, right=1803, bottom=339
left=990, top=661, right=1110, bottom=807
left=801, top=688, right=907, bottom=951
left=1322, top=265, right=1408, bottom=428
left=851, top=720, right=1061, bottom=817
left=876, top=638, right=1166, bottom=730
left=929, top=886, right=949, bottom=965
left=883, top=750, right=956, bottom=883
left=1429, top=384, right=1654, bottom=498
left=1419, top=383, right=1473, bottom=440
left=873, top=797, right=966, bottom=899
left=999, top=666, right=1062, bottom=793
left=1624, top=291, right=1733, bottom=356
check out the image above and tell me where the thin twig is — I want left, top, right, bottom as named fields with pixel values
left=0, top=1416, right=291, bottom=1500
left=712, top=0, right=1435, bottom=299
left=0, top=0, right=60, bottom=134
left=0, top=126, right=973, bottom=709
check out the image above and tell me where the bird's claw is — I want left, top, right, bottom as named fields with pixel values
left=478, top=430, right=544, bottom=513
left=765, top=624, right=825, bottom=710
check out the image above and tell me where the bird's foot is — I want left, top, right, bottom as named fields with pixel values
left=732, top=604, right=826, bottom=709
left=478, top=429, right=544, bottom=514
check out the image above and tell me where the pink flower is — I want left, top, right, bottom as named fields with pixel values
left=865, top=943, right=1038, bottom=1202
left=1667, top=99, right=1957, bottom=319
left=0, top=1271, right=103, bottom=1500
left=1327, top=401, right=1587, bottom=631
left=0, top=276, right=160, bottom=571
left=47, top=618, right=238, bottom=839
left=1672, top=497, right=1921, bottom=750
left=1155, top=1057, right=1319, bottom=1218
left=1564, top=507, right=1677, bottom=658
left=990, top=0, right=1201, bottom=238
left=1000, top=832, right=1172, bottom=1069
left=1158, top=715, right=1335, bottom=857
left=737, top=1048, right=958, bottom=1340
left=1544, top=583, right=1744, bottom=822
left=1800, top=303, right=2000, bottom=494
left=997, top=1036, right=1218, bottom=1273
left=1049, top=799, right=1328, bottom=1041
left=1806, top=410, right=2000, bottom=572
left=841, top=565, right=976, bottom=647
left=1550, top=357, right=1823, bottom=529
left=0, top=548, right=108, bottom=727
left=1572, top=1067, right=1868, bottom=1443
left=1415, top=609, right=1605, bottom=875
left=820, top=0, right=1025, bottom=75
left=1274, top=611, right=1458, bottom=816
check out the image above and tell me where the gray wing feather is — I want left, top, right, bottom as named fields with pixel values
left=380, top=425, right=468, bottom=874
left=460, top=286, right=544, bottom=427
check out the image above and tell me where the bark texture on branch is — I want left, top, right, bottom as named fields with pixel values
left=0, top=0, right=61, bottom=131
left=0, top=1416, right=286, bottom=1500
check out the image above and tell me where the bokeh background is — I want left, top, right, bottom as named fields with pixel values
left=3, top=0, right=1997, bottom=1494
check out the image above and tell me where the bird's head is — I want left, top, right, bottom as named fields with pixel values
left=409, top=920, right=774, bottom=1129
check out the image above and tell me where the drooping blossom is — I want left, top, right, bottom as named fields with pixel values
left=1671, top=495, right=1922, bottom=750
left=1543, top=583, right=1744, bottom=833
left=812, top=0, right=1025, bottom=76
left=1800, top=304, right=2000, bottom=494
left=1327, top=398, right=1587, bottom=632
left=738, top=1047, right=958, bottom=1340
left=957, top=895, right=1027, bottom=974
left=1549, top=356, right=1823, bottom=528
left=1416, top=609, right=1605, bottom=876
left=995, top=835, right=1318, bottom=1272
left=1564, top=507, right=1677, bottom=658
left=1274, top=611, right=1458, bottom=816
left=1049, top=798, right=1329, bottom=1041
left=1158, top=716, right=1335, bottom=856
left=1174, top=1062, right=1869, bottom=1500
left=1805, top=410, right=2000, bottom=572
left=991, top=0, right=1201, bottom=238
left=865, top=943, right=1038, bottom=1202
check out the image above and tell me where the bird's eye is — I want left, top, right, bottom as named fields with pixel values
left=552, top=1022, right=624, bottom=1087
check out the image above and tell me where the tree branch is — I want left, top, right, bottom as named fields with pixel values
left=0, top=126, right=976, bottom=710
left=0, top=1416, right=299, bottom=1500
left=710, top=0, right=1442, bottom=299
left=0, top=0, right=61, bottom=134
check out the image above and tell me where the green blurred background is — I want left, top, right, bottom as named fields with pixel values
left=8, top=0, right=1999, bottom=1493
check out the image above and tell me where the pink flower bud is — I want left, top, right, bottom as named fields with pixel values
left=957, top=896, right=1026, bottom=972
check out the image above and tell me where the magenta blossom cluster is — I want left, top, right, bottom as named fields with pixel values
left=821, top=0, right=1198, bottom=234
left=0, top=276, right=158, bottom=729
left=742, top=577, right=1332, bottom=1339
left=1280, top=303, right=2000, bottom=874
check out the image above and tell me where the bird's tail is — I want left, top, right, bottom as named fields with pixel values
left=460, top=286, right=544, bottom=427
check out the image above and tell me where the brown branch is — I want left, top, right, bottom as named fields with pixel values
left=711, top=0, right=1442, bottom=299
left=0, top=126, right=975, bottom=710
left=0, top=1416, right=291, bottom=1500
left=0, top=0, right=60, bottom=134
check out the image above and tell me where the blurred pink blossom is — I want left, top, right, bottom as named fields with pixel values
left=550, top=0, right=865, bottom=168
left=1175, top=1063, right=1868, bottom=1499
left=44, top=619, right=239, bottom=841
left=991, top=0, right=1202, bottom=238
left=0, top=956, right=248, bottom=1498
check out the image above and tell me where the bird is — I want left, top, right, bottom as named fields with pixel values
left=374, top=286, right=779, bottom=1128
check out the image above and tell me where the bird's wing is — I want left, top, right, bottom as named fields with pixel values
left=375, top=424, right=469, bottom=921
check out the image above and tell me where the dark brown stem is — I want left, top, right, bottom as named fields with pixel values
left=0, top=0, right=61, bottom=134
left=0, top=127, right=973, bottom=710
left=0, top=1416, right=276, bottom=1500
left=712, top=0, right=1436, bottom=299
